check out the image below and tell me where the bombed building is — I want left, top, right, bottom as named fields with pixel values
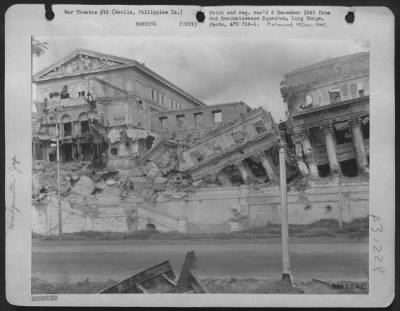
left=32, top=50, right=369, bottom=235
left=281, top=51, right=369, bottom=178
left=32, top=49, right=207, bottom=168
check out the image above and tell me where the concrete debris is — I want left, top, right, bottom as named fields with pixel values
left=105, top=179, right=117, bottom=186
left=107, top=128, right=121, bottom=144
left=125, top=128, right=152, bottom=141
left=32, top=107, right=294, bottom=214
left=71, top=176, right=96, bottom=196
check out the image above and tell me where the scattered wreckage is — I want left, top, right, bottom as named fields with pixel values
left=32, top=107, right=300, bottom=235
left=99, top=251, right=206, bottom=294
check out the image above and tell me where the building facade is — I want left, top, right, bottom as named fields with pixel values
left=280, top=52, right=370, bottom=178
left=32, top=49, right=207, bottom=167
left=152, top=101, right=252, bottom=144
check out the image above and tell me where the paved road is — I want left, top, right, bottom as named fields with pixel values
left=32, top=237, right=368, bottom=282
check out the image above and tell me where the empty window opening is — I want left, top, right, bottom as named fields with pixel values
left=151, top=89, right=155, bottom=101
left=110, top=148, right=118, bottom=156
left=357, top=82, right=364, bottom=97
left=333, top=122, right=352, bottom=144
left=49, top=150, right=56, bottom=162
left=81, top=120, right=90, bottom=135
left=159, top=117, right=168, bottom=129
left=317, top=163, right=330, bottom=177
left=340, top=158, right=358, bottom=177
left=194, top=112, right=203, bottom=128
left=328, top=89, right=341, bottom=105
left=63, top=122, right=72, bottom=137
left=176, top=115, right=185, bottom=128
left=78, top=91, right=85, bottom=97
left=146, top=223, right=157, bottom=231
left=253, top=120, right=267, bottom=134
left=301, top=94, right=313, bottom=109
left=212, top=110, right=222, bottom=124
left=60, top=85, right=70, bottom=99
left=361, top=116, right=369, bottom=139
left=309, top=127, right=324, bottom=146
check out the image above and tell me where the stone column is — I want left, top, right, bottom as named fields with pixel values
left=261, top=152, right=278, bottom=182
left=237, top=162, right=250, bottom=183
left=293, top=135, right=309, bottom=176
left=302, top=131, right=319, bottom=177
left=72, top=144, right=77, bottom=161
left=322, top=124, right=341, bottom=175
left=350, top=118, right=369, bottom=174
left=77, top=143, right=81, bottom=160
left=242, top=161, right=258, bottom=180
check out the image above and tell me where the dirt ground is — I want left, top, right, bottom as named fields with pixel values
left=31, top=277, right=368, bottom=294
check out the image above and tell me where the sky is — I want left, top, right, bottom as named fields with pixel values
left=32, top=37, right=369, bottom=121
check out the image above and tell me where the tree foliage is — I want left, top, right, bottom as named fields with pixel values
left=32, top=39, right=48, bottom=57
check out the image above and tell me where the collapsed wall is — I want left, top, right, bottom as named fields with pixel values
left=32, top=107, right=368, bottom=235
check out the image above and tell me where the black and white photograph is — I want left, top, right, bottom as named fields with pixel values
left=4, top=4, right=394, bottom=307
left=31, top=36, right=370, bottom=294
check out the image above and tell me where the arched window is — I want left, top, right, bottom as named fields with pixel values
left=61, top=114, right=71, bottom=123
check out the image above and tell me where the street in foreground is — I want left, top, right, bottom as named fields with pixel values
left=32, top=237, right=368, bottom=286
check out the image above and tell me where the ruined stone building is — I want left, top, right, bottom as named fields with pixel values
left=32, top=49, right=207, bottom=168
left=152, top=101, right=252, bottom=144
left=32, top=50, right=370, bottom=235
left=280, top=52, right=369, bottom=178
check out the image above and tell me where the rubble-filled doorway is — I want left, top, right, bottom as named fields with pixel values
left=81, top=143, right=92, bottom=161
left=340, top=158, right=358, bottom=177
left=61, top=143, right=73, bottom=162
left=317, top=163, right=330, bottom=177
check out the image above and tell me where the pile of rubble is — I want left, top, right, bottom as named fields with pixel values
left=32, top=158, right=201, bottom=212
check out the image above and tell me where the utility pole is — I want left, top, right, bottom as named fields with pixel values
left=56, top=122, right=63, bottom=242
left=279, top=137, right=292, bottom=285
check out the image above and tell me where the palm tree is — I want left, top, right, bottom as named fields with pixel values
left=32, top=38, right=48, bottom=57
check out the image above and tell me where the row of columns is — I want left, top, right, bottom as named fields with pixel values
left=216, top=150, right=279, bottom=185
left=295, top=118, right=368, bottom=177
